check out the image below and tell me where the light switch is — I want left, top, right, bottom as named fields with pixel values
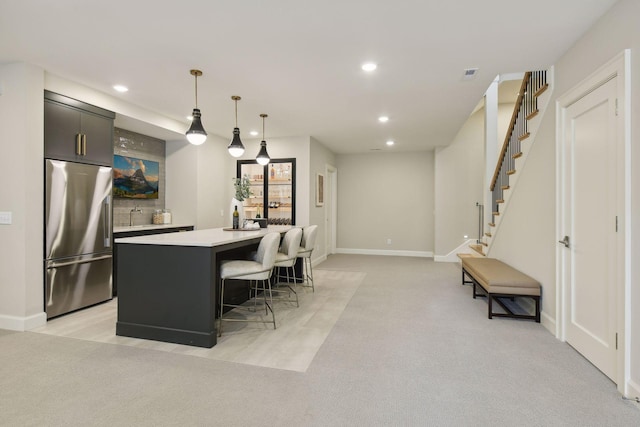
left=0, top=211, right=12, bottom=225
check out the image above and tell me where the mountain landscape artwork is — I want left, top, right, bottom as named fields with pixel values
left=113, top=155, right=159, bottom=199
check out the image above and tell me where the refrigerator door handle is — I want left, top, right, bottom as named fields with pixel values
left=104, top=195, right=112, bottom=248
left=47, top=254, right=112, bottom=269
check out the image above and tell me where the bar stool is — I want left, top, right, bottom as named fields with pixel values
left=218, top=232, right=280, bottom=337
left=273, top=227, right=303, bottom=307
left=297, top=225, right=318, bottom=292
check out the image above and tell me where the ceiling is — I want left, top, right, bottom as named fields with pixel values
left=0, top=0, right=617, bottom=153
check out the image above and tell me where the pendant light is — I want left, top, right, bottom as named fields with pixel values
left=256, top=113, right=270, bottom=165
left=185, top=69, right=207, bottom=145
left=227, top=95, right=245, bottom=157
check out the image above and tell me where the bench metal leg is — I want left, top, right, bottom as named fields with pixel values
left=465, top=270, right=541, bottom=323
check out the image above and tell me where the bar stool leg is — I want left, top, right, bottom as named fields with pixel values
left=286, top=266, right=299, bottom=307
left=218, top=278, right=226, bottom=337
left=304, top=257, right=315, bottom=292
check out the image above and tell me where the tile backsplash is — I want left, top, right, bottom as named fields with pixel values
left=113, top=128, right=166, bottom=226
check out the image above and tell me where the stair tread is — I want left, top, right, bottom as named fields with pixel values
left=512, top=152, right=523, bottom=159
left=526, top=110, right=539, bottom=120
left=492, top=211, right=500, bottom=216
left=484, top=232, right=492, bottom=237
left=488, top=222, right=495, bottom=227
left=497, top=199, right=504, bottom=203
left=534, top=83, right=549, bottom=97
left=469, top=244, right=485, bottom=256
left=518, top=132, right=531, bottom=141
left=501, top=185, right=510, bottom=190
left=507, top=169, right=516, bottom=175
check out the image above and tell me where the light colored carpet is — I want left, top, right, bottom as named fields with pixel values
left=1, top=254, right=639, bottom=426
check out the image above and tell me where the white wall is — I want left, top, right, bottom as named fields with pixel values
left=489, top=0, right=640, bottom=398
left=0, top=63, right=46, bottom=330
left=196, top=134, right=235, bottom=229
left=434, top=109, right=485, bottom=256
left=336, top=151, right=434, bottom=256
left=165, top=140, right=199, bottom=228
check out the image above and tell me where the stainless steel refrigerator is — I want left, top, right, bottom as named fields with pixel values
left=44, top=159, right=113, bottom=319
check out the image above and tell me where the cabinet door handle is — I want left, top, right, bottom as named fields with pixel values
left=81, top=134, right=87, bottom=156
left=75, top=134, right=83, bottom=155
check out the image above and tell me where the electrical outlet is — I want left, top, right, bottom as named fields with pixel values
left=0, top=211, right=12, bottom=225
left=386, top=238, right=392, bottom=245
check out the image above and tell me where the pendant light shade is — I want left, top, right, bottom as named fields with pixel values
left=227, top=96, right=245, bottom=157
left=256, top=141, right=270, bottom=165
left=186, top=69, right=207, bottom=145
left=256, top=113, right=270, bottom=165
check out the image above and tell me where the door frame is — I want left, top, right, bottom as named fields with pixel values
left=555, top=50, right=630, bottom=394
left=325, top=164, right=337, bottom=255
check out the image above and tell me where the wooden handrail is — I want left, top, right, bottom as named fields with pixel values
left=490, top=72, right=531, bottom=191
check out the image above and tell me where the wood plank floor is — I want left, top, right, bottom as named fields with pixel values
left=31, top=269, right=365, bottom=373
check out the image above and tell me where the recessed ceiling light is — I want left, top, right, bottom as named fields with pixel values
left=386, top=140, right=395, bottom=146
left=362, top=62, right=377, bottom=72
left=378, top=116, right=389, bottom=123
left=113, top=85, right=128, bottom=93
left=250, top=131, right=259, bottom=136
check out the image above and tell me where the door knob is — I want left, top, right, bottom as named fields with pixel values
left=558, top=235, right=570, bottom=248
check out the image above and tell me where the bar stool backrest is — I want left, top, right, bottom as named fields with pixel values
left=301, top=225, right=318, bottom=252
left=256, top=232, right=281, bottom=270
left=279, top=228, right=302, bottom=261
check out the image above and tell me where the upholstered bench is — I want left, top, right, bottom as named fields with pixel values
left=461, top=257, right=541, bottom=322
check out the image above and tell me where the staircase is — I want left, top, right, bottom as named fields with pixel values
left=472, top=70, right=553, bottom=256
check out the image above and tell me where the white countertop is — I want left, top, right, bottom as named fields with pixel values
left=114, top=225, right=294, bottom=247
left=113, top=224, right=194, bottom=234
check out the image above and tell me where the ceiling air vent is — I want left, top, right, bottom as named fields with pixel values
left=462, top=68, right=479, bottom=81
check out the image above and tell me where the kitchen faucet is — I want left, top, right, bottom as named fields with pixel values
left=129, top=205, right=142, bottom=226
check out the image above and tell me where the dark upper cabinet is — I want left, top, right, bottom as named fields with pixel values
left=44, top=91, right=115, bottom=166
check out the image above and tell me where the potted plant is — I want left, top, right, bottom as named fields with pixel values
left=230, top=174, right=252, bottom=226
left=233, top=174, right=252, bottom=201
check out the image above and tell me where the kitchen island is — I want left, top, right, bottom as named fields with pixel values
left=115, top=226, right=292, bottom=348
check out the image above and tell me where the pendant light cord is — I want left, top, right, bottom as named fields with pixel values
left=194, top=74, right=198, bottom=108
left=235, top=99, right=238, bottom=127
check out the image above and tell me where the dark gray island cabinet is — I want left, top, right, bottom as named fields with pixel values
left=115, top=226, right=292, bottom=348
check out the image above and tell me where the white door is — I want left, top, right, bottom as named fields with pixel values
left=560, top=77, right=618, bottom=381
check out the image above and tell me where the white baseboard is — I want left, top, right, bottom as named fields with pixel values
left=626, top=379, right=640, bottom=405
left=312, top=254, right=327, bottom=267
left=335, top=248, right=433, bottom=258
left=434, top=239, right=476, bottom=262
left=0, top=312, right=47, bottom=331
left=540, top=311, right=555, bottom=334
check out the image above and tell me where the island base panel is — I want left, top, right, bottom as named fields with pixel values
left=116, top=321, right=216, bottom=348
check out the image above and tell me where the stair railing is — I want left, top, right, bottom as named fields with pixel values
left=489, top=71, right=547, bottom=222
left=476, top=202, right=484, bottom=244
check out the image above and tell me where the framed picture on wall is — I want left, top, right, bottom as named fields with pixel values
left=113, top=154, right=159, bottom=199
left=316, top=173, right=324, bottom=207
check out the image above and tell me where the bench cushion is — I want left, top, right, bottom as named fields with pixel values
left=462, top=258, right=540, bottom=296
